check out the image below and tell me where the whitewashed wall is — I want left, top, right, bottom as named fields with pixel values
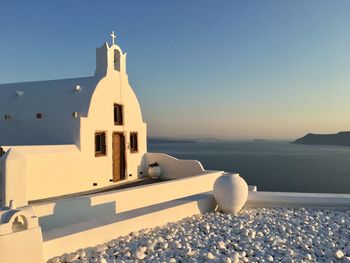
left=146, top=153, right=212, bottom=179
left=0, top=118, right=80, bottom=146
left=0, top=43, right=147, bottom=207
left=80, top=68, right=147, bottom=186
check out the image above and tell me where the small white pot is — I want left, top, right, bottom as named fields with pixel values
left=213, top=173, right=248, bottom=214
left=148, top=166, right=161, bottom=179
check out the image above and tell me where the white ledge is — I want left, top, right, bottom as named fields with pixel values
left=246, top=191, right=350, bottom=209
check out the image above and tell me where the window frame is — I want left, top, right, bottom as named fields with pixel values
left=130, top=132, right=138, bottom=153
left=114, top=104, right=123, bottom=125
left=95, top=131, right=107, bottom=157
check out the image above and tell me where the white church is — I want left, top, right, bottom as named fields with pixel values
left=0, top=32, right=148, bottom=207
left=0, top=33, right=233, bottom=263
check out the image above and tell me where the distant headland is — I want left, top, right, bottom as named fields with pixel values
left=292, top=131, right=350, bottom=147
left=148, top=137, right=197, bottom=144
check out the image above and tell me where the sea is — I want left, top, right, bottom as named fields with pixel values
left=148, top=141, right=350, bottom=194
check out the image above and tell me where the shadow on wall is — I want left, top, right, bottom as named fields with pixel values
left=40, top=193, right=216, bottom=240
left=182, top=193, right=217, bottom=214
left=114, top=193, right=215, bottom=221
left=137, top=154, right=147, bottom=179
left=39, top=197, right=116, bottom=232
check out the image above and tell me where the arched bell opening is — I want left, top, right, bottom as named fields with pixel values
left=12, top=215, right=28, bottom=232
left=114, top=49, right=121, bottom=71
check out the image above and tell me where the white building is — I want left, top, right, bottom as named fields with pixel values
left=0, top=33, right=147, bottom=207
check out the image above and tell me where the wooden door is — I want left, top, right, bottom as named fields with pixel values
left=112, top=132, right=126, bottom=182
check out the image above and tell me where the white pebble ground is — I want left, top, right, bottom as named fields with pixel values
left=48, top=208, right=350, bottom=263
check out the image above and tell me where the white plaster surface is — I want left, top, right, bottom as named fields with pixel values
left=32, top=171, right=224, bottom=232
left=43, top=193, right=216, bottom=261
left=0, top=77, right=98, bottom=121
left=246, top=191, right=350, bottom=209
left=146, top=153, right=211, bottom=179
left=33, top=171, right=223, bottom=260
left=0, top=206, right=44, bottom=263
left=0, top=39, right=147, bottom=207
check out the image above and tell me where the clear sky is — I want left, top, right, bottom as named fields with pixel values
left=1, top=1, right=350, bottom=140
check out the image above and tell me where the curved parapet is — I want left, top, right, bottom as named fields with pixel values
left=145, top=153, right=206, bottom=179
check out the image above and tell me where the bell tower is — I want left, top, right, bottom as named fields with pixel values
left=94, top=31, right=127, bottom=77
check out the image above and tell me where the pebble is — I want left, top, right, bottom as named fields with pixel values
left=232, top=253, right=239, bottom=263
left=222, top=256, right=232, bottom=263
left=65, top=253, right=79, bottom=262
left=304, top=253, right=312, bottom=260
left=77, top=249, right=86, bottom=258
left=133, top=247, right=146, bottom=260
left=94, top=244, right=108, bottom=254
left=345, top=245, right=350, bottom=255
left=49, top=257, right=60, bottom=263
left=123, top=251, right=131, bottom=258
left=334, top=249, right=345, bottom=259
left=207, top=252, right=215, bottom=260
left=47, top=208, right=350, bottom=262
left=266, top=254, right=274, bottom=262
left=217, top=240, right=226, bottom=250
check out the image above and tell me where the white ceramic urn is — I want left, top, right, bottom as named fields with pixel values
left=148, top=165, right=161, bottom=179
left=213, top=173, right=248, bottom=213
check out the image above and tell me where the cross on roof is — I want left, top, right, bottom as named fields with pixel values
left=110, top=31, right=116, bottom=45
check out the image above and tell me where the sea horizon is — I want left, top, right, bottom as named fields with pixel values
left=149, top=140, right=350, bottom=194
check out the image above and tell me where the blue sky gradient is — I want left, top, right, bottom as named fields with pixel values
left=1, top=1, right=350, bottom=139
